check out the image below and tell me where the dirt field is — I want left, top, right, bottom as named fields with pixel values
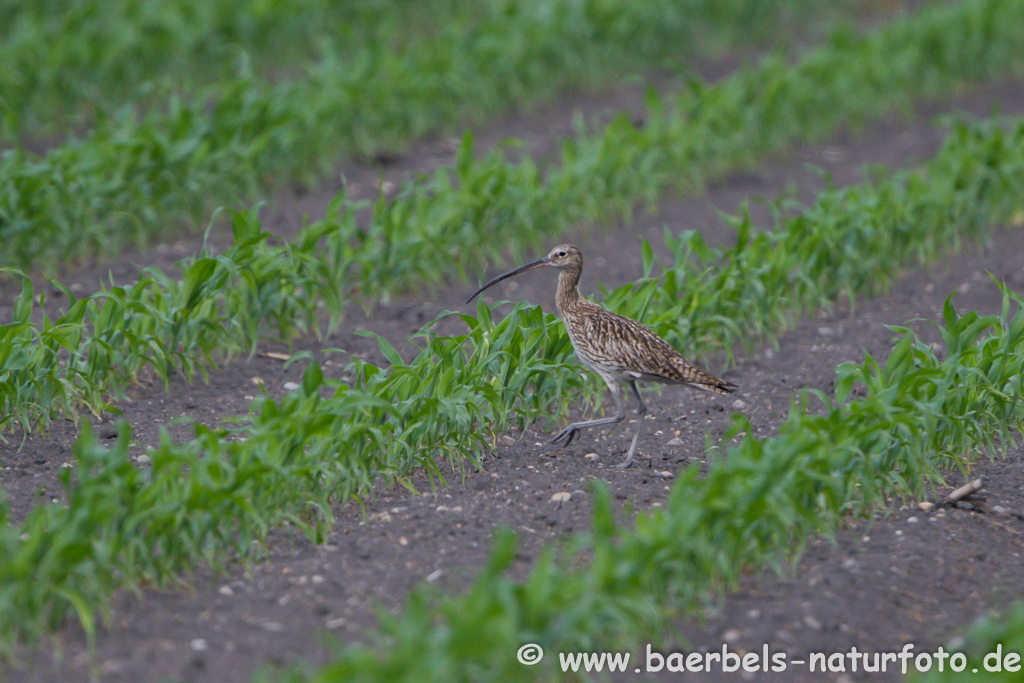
left=3, top=72, right=1024, bottom=682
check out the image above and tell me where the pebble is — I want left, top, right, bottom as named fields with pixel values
left=732, top=399, right=747, bottom=410
left=666, top=437, right=684, bottom=446
left=100, top=660, right=125, bottom=674
left=722, top=628, right=741, bottom=642
left=907, top=516, right=918, bottom=523
left=135, top=454, right=151, bottom=465
left=992, top=505, right=1008, bottom=515
left=550, top=492, right=572, bottom=503
left=283, top=381, right=301, bottom=392
left=817, top=326, right=835, bottom=337
left=804, top=615, right=822, bottom=630
left=218, top=585, right=233, bottom=596
left=918, top=500, right=934, bottom=511
left=190, top=639, right=208, bottom=652
left=656, top=471, right=674, bottom=479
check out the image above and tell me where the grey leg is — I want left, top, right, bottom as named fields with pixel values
left=617, top=380, right=647, bottom=468
left=550, top=378, right=625, bottom=448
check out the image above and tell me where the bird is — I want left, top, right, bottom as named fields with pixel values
left=466, top=243, right=737, bottom=468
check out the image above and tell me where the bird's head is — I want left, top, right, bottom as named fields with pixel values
left=466, top=244, right=582, bottom=304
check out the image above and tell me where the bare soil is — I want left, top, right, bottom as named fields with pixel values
left=3, top=74, right=1024, bottom=683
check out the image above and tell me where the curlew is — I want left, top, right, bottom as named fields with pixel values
left=467, top=244, right=737, bottom=468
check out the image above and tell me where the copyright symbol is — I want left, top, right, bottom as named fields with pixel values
left=517, top=643, right=544, bottom=665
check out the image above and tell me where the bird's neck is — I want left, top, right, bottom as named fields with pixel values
left=555, top=265, right=582, bottom=315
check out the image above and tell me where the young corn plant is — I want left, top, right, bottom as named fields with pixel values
left=3, top=155, right=1024, bottom=654
left=600, top=119, right=1024, bottom=364
left=259, top=288, right=1024, bottom=683
left=0, top=298, right=590, bottom=651
left=4, top=116, right=1024, bottom=443
left=4, top=0, right=1024, bottom=270
left=3, top=0, right=834, bottom=141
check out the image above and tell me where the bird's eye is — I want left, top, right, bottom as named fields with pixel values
left=557, top=251, right=566, bottom=257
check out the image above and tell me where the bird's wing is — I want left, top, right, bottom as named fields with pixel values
left=574, top=306, right=736, bottom=394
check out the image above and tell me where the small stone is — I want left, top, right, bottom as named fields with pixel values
left=895, top=529, right=903, bottom=536
left=731, top=399, right=747, bottom=410
left=399, top=536, right=408, bottom=546
left=907, top=516, right=918, bottom=523
left=190, top=639, right=208, bottom=652
left=218, top=585, right=233, bottom=596
left=804, top=615, right=822, bottom=630
left=656, top=471, right=674, bottom=479
left=325, top=617, right=346, bottom=630
left=550, top=492, right=572, bottom=503
left=283, top=381, right=301, bottom=392
left=426, top=569, right=444, bottom=583
left=917, top=501, right=934, bottom=511
left=135, top=454, right=151, bottom=465
left=666, top=437, right=685, bottom=446
left=747, top=609, right=761, bottom=620
left=368, top=512, right=392, bottom=523
left=722, top=628, right=741, bottom=642
left=311, top=575, right=325, bottom=584
left=261, top=621, right=284, bottom=633
left=100, top=660, right=126, bottom=674
left=250, top=377, right=264, bottom=386
left=817, top=326, right=835, bottom=337
left=992, top=505, right=1008, bottom=515
left=584, top=453, right=600, bottom=460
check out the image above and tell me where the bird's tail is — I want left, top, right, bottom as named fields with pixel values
left=674, top=359, right=737, bottom=395
left=688, top=374, right=738, bottom=395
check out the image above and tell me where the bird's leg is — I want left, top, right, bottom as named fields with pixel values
left=550, top=379, right=625, bottom=449
left=617, top=380, right=647, bottom=468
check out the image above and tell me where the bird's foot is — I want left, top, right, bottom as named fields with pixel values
left=549, top=426, right=578, bottom=448
left=615, top=455, right=634, bottom=469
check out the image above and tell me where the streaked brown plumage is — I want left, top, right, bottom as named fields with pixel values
left=467, top=243, right=737, bottom=468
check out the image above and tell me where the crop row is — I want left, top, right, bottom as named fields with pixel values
left=4, top=116, right=1023, bottom=439
left=3, top=0, right=827, bottom=139
left=2, top=115, right=1024, bottom=652
left=0, top=297, right=586, bottom=648
left=1, top=0, right=465, bottom=136
left=261, top=287, right=1024, bottom=683
left=3, top=0, right=1023, bottom=269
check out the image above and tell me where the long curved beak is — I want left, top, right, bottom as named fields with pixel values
left=465, top=256, right=550, bottom=304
